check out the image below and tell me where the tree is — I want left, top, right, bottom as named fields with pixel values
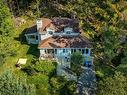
left=103, top=26, right=120, bottom=65
left=50, top=76, right=77, bottom=95
left=0, top=70, right=36, bottom=95
left=97, top=72, right=127, bottom=95
left=71, top=51, right=84, bottom=65
left=0, top=0, right=16, bottom=65
left=71, top=51, right=84, bottom=76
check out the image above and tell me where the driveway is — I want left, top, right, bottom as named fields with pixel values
left=78, top=66, right=96, bottom=95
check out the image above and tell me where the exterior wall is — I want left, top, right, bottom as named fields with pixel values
left=40, top=33, right=52, bottom=41
left=56, top=48, right=71, bottom=57
left=25, top=33, right=39, bottom=44
left=40, top=49, right=45, bottom=56
left=40, top=49, right=45, bottom=60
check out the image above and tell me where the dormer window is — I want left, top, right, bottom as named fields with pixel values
left=48, top=31, right=53, bottom=34
left=66, top=31, right=71, bottom=34
left=46, top=28, right=54, bottom=35
left=64, top=27, right=73, bottom=34
left=28, top=35, right=35, bottom=39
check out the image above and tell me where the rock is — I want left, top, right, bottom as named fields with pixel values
left=14, top=17, right=26, bottom=27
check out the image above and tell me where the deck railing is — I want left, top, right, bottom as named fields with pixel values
left=53, top=32, right=79, bottom=36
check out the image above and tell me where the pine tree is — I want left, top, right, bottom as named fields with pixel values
left=0, top=70, right=36, bottom=95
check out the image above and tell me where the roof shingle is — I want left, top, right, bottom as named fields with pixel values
left=38, top=36, right=92, bottom=49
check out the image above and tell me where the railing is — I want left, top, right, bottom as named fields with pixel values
left=53, top=32, right=79, bottom=36
left=40, top=54, right=55, bottom=60
left=28, top=39, right=39, bottom=44
left=40, top=33, right=52, bottom=41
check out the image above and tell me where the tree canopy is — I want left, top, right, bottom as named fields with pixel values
left=0, top=70, right=36, bottom=95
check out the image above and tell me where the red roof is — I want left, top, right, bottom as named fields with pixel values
left=38, top=36, right=92, bottom=49
left=38, top=17, right=80, bottom=33
left=39, top=18, right=52, bottom=32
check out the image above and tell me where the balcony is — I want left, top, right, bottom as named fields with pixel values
left=40, top=54, right=56, bottom=60
left=53, top=32, right=79, bottom=36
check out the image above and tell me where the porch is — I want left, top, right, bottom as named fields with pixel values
left=25, top=33, right=39, bottom=44
left=39, top=48, right=91, bottom=60
left=40, top=49, right=56, bottom=60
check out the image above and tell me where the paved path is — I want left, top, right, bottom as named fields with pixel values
left=78, top=66, right=96, bottom=95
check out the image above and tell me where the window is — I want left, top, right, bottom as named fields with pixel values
left=63, top=49, right=65, bottom=53
left=29, top=35, right=35, bottom=39
left=64, top=27, right=73, bottom=34
left=66, top=31, right=71, bottom=34
left=71, top=49, right=73, bottom=53
left=47, top=50, right=50, bottom=53
left=82, top=49, right=85, bottom=54
left=79, top=49, right=81, bottom=51
left=45, top=50, right=47, bottom=53
left=36, top=36, right=38, bottom=40
left=86, top=48, right=89, bottom=54
left=48, top=31, right=53, bottom=34
left=55, top=49, right=57, bottom=54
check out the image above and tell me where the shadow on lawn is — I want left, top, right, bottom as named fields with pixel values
left=14, top=27, right=39, bottom=57
left=14, top=28, right=28, bottom=44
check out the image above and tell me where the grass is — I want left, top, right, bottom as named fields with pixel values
left=0, top=16, right=35, bottom=76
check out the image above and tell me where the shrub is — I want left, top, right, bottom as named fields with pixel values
left=0, top=70, right=36, bottom=95
left=9, top=50, right=17, bottom=57
left=71, top=51, right=84, bottom=65
left=28, top=74, right=49, bottom=87
left=28, top=74, right=50, bottom=95
left=31, top=57, right=39, bottom=64
left=34, top=61, right=56, bottom=75
left=0, top=54, right=4, bottom=65
left=21, top=66, right=37, bottom=76
left=96, top=71, right=104, bottom=79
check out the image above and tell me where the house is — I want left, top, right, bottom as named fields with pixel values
left=25, top=17, right=93, bottom=76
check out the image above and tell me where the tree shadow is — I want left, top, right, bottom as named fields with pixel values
left=58, top=81, right=77, bottom=95
left=27, top=44, right=39, bottom=57
left=14, top=28, right=28, bottom=44
left=14, top=25, right=37, bottom=44
left=14, top=25, right=39, bottom=57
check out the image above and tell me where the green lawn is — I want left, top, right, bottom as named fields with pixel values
left=0, top=16, right=34, bottom=74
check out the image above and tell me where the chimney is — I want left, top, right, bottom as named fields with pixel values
left=36, top=18, right=43, bottom=30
